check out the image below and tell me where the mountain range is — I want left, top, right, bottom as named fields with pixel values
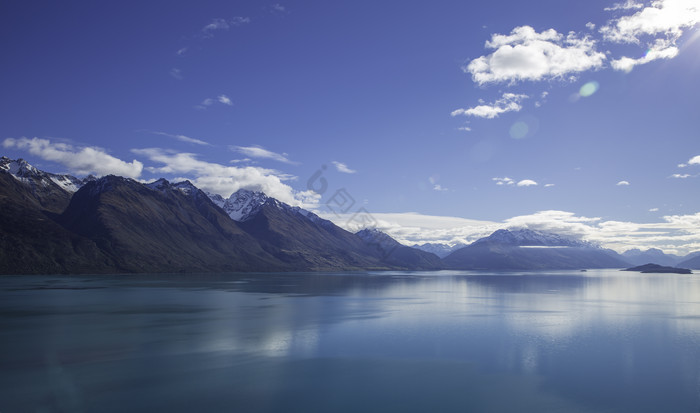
left=1, top=157, right=698, bottom=274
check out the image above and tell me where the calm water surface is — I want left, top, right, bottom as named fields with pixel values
left=1, top=270, right=699, bottom=412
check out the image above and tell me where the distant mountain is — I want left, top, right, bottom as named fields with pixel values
left=622, top=248, right=683, bottom=267
left=443, top=229, right=630, bottom=270
left=412, top=242, right=466, bottom=258
left=678, top=253, right=700, bottom=270
left=356, top=229, right=443, bottom=270
left=472, top=228, right=593, bottom=248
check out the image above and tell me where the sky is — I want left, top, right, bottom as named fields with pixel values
left=1, top=0, right=699, bottom=254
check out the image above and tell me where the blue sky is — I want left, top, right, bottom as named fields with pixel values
left=2, top=0, right=700, bottom=253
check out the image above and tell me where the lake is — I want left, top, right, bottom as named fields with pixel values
left=1, top=270, right=699, bottom=412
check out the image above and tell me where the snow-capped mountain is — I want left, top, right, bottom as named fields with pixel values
left=210, top=189, right=270, bottom=221
left=357, top=228, right=403, bottom=249
left=443, top=228, right=626, bottom=270
left=472, top=228, right=593, bottom=248
left=208, top=188, right=334, bottom=228
left=147, top=178, right=201, bottom=198
left=412, top=242, right=467, bottom=258
left=0, top=156, right=93, bottom=193
left=9, top=156, right=697, bottom=274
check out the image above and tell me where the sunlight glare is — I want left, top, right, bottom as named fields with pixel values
left=509, top=121, right=529, bottom=139
left=579, top=81, right=600, bottom=97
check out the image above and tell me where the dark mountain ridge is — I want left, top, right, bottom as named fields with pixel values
left=58, top=175, right=288, bottom=273
left=2, top=158, right=698, bottom=274
left=0, top=159, right=442, bottom=273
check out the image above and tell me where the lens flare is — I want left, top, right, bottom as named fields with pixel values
left=509, top=122, right=529, bottom=139
left=509, top=116, right=539, bottom=139
left=579, top=81, right=600, bottom=97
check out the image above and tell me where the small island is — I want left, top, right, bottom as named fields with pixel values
left=622, top=263, right=692, bottom=274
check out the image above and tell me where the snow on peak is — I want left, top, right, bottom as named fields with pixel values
left=356, top=228, right=403, bottom=248
left=147, top=178, right=201, bottom=199
left=412, top=242, right=467, bottom=258
left=206, top=188, right=331, bottom=225
left=217, top=188, right=269, bottom=221
left=172, top=180, right=198, bottom=196
left=474, top=228, right=592, bottom=248
left=146, top=178, right=171, bottom=192
left=0, top=156, right=86, bottom=193
left=1, top=157, right=38, bottom=176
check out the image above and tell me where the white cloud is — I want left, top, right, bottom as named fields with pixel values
left=317, top=211, right=501, bottom=247
left=452, top=93, right=528, bottom=119
left=601, top=0, right=700, bottom=71
left=148, top=131, right=210, bottom=146
left=457, top=126, right=472, bottom=132
left=196, top=95, right=233, bottom=110
left=218, top=95, right=233, bottom=105
left=131, top=148, right=317, bottom=207
left=493, top=177, right=538, bottom=187
left=671, top=173, right=692, bottom=178
left=601, top=0, right=700, bottom=43
left=517, top=179, right=538, bottom=187
left=616, top=180, right=630, bottom=185
left=649, top=207, right=659, bottom=212
left=504, top=210, right=700, bottom=255
left=504, top=210, right=602, bottom=239
left=232, top=145, right=296, bottom=164
left=332, top=161, right=357, bottom=174
left=170, top=68, right=183, bottom=80
left=202, top=17, right=249, bottom=34
left=534, top=90, right=550, bottom=107
left=465, top=26, right=606, bottom=85
left=3, top=137, right=143, bottom=178
left=544, top=183, right=555, bottom=187
left=202, top=18, right=230, bottom=34
left=271, top=4, right=287, bottom=13
left=176, top=47, right=188, bottom=56
left=604, top=0, right=644, bottom=11
left=610, top=38, right=679, bottom=71
left=493, top=177, right=515, bottom=185
left=433, top=184, right=448, bottom=192
left=688, top=155, right=700, bottom=165
left=230, top=16, right=251, bottom=26
left=586, top=22, right=597, bottom=30
left=317, top=209, right=700, bottom=255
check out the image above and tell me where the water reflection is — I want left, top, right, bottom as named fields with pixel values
left=1, top=270, right=699, bottom=412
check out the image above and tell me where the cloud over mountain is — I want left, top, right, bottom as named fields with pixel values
left=3, top=137, right=143, bottom=178
left=131, top=148, right=317, bottom=207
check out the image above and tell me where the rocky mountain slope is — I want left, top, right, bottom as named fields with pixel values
left=357, top=228, right=443, bottom=270
left=3, top=158, right=696, bottom=274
